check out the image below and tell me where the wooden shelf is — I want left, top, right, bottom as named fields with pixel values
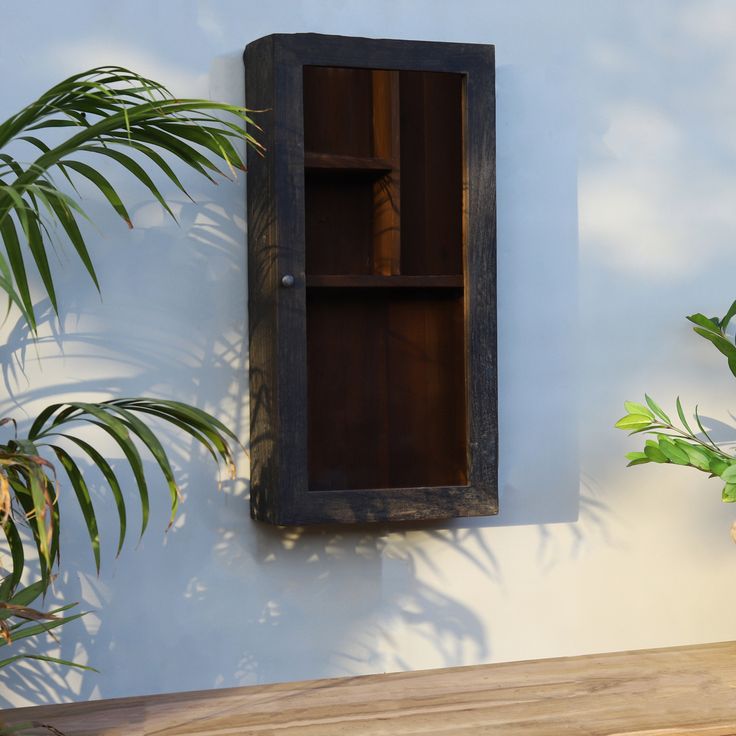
left=306, top=274, right=464, bottom=289
left=9, top=642, right=736, bottom=735
left=304, top=151, right=394, bottom=173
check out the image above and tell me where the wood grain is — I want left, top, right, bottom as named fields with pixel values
left=5, top=642, right=736, bottom=735
left=303, top=66, right=373, bottom=157
left=305, top=172, right=375, bottom=274
left=400, top=70, right=464, bottom=276
left=307, top=291, right=466, bottom=491
left=371, top=69, right=401, bottom=276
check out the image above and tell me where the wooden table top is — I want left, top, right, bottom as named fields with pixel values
left=4, top=641, right=736, bottom=735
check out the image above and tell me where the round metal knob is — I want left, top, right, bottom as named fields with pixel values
left=281, top=274, right=295, bottom=288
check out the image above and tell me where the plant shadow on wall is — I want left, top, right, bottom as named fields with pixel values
left=0, top=70, right=499, bottom=709
left=0, top=67, right=259, bottom=716
left=2, top=375, right=501, bottom=704
left=0, top=206, right=251, bottom=707
left=0, top=200, right=246, bottom=412
left=2, top=291, right=500, bottom=701
left=188, top=521, right=499, bottom=688
left=2, top=378, right=501, bottom=704
left=57, top=518, right=496, bottom=700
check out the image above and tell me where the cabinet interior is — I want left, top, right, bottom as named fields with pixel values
left=303, top=65, right=468, bottom=492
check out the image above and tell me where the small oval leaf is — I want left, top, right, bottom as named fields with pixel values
left=675, top=397, right=693, bottom=435
left=687, top=313, right=721, bottom=333
left=678, top=443, right=712, bottom=472
left=658, top=439, right=690, bottom=465
left=720, top=464, right=736, bottom=484
left=644, top=444, right=669, bottom=463
left=645, top=394, right=671, bottom=424
left=615, top=414, right=652, bottom=431
left=624, top=401, right=654, bottom=419
left=722, top=483, right=736, bottom=502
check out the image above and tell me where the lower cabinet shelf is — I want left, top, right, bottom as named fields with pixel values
left=306, top=274, right=464, bottom=289
left=307, top=288, right=467, bottom=492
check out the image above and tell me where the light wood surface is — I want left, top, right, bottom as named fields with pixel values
left=4, top=641, right=736, bottom=735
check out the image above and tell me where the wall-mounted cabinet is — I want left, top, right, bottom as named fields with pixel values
left=245, top=33, right=497, bottom=524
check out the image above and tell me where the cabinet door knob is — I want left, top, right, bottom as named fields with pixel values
left=281, top=274, right=295, bottom=288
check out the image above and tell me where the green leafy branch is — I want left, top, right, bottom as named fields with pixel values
left=686, top=301, right=736, bottom=379
left=617, top=298, right=736, bottom=504
left=615, top=394, right=736, bottom=501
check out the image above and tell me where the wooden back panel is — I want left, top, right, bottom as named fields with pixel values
left=307, top=290, right=467, bottom=490
left=303, top=66, right=468, bottom=492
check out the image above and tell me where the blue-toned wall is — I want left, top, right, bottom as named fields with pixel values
left=2, top=0, right=736, bottom=707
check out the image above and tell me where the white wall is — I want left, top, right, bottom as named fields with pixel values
left=3, top=0, right=736, bottom=708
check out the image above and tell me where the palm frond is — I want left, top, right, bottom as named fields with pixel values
left=0, top=66, right=262, bottom=330
left=0, top=580, right=91, bottom=678
left=0, top=446, right=57, bottom=581
left=0, top=398, right=238, bottom=588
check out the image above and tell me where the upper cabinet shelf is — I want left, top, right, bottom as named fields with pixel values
left=304, top=152, right=394, bottom=173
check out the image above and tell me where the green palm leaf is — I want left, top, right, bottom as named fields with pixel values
left=9, top=398, right=237, bottom=576
left=0, top=66, right=262, bottom=329
left=0, top=580, right=91, bottom=677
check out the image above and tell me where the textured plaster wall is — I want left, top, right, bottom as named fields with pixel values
left=2, top=0, right=736, bottom=707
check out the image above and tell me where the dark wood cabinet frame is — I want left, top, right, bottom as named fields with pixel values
left=244, top=33, right=497, bottom=524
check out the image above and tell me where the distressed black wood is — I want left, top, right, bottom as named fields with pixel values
left=244, top=33, right=497, bottom=524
